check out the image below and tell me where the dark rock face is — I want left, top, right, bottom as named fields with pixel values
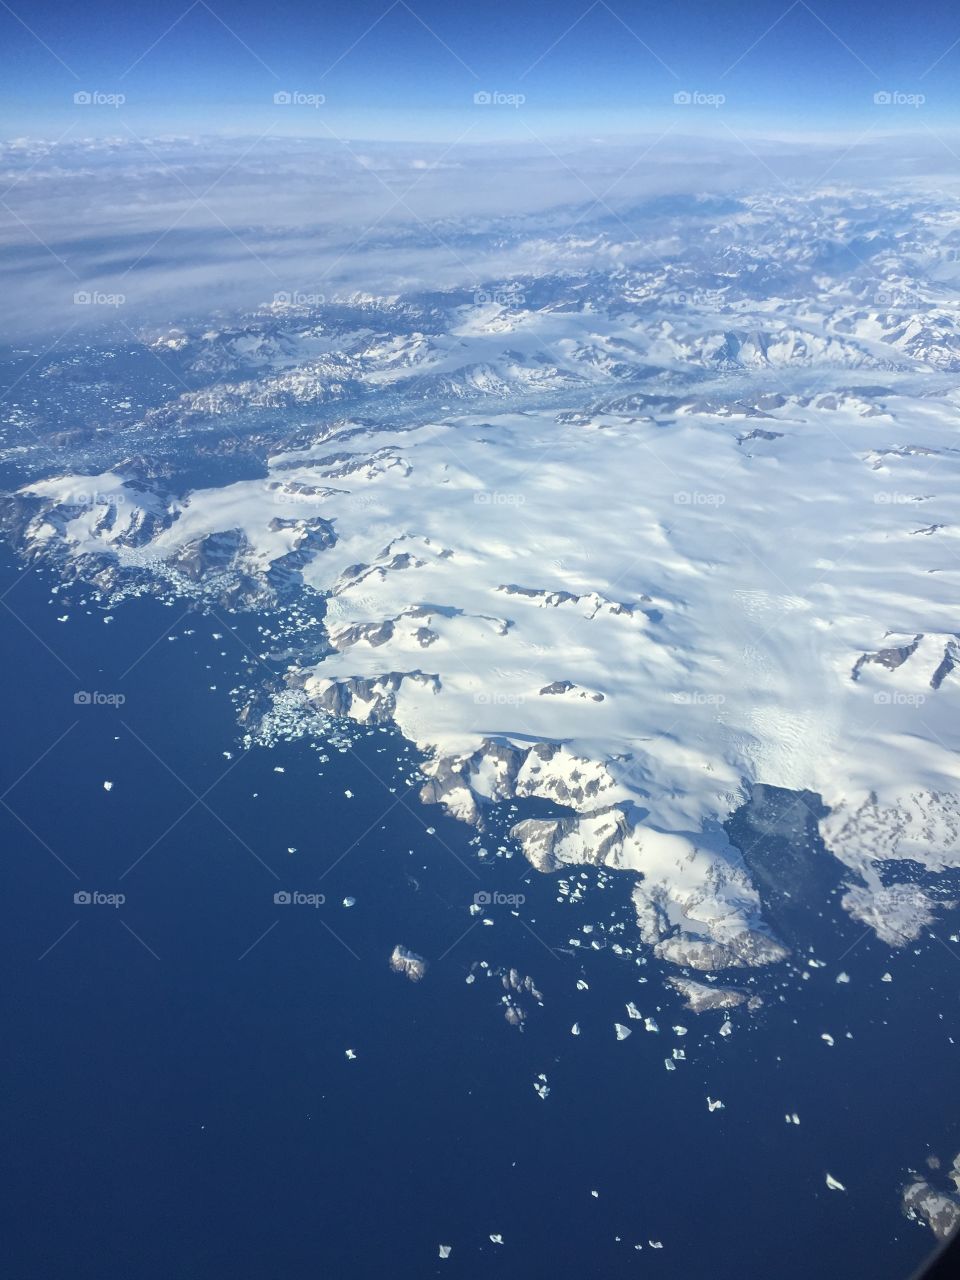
left=850, top=634, right=959, bottom=690
left=172, top=528, right=249, bottom=580
left=389, top=945, right=428, bottom=981
left=724, top=784, right=846, bottom=942
left=311, top=671, right=440, bottom=723
left=265, top=516, right=337, bottom=595
left=0, top=492, right=52, bottom=548
left=418, top=737, right=527, bottom=815
left=538, top=680, right=604, bottom=701
left=737, top=428, right=784, bottom=446
left=511, top=804, right=632, bottom=872
left=540, top=679, right=576, bottom=695
left=902, top=1165, right=960, bottom=1240
left=930, top=637, right=959, bottom=690
left=113, top=505, right=179, bottom=549
left=851, top=636, right=921, bottom=680
left=266, top=515, right=336, bottom=548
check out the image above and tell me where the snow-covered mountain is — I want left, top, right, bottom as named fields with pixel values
left=4, top=184, right=960, bottom=975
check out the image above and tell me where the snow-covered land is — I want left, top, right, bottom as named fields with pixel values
left=5, top=184, right=960, bottom=971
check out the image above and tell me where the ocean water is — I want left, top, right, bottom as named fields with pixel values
left=1, top=550, right=957, bottom=1280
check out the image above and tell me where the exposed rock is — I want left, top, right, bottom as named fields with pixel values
left=389, top=944, right=428, bottom=982
left=903, top=1158, right=960, bottom=1240
left=666, top=977, right=749, bottom=1013
left=171, top=528, right=249, bottom=580
left=737, top=428, right=784, bottom=445
left=655, top=929, right=788, bottom=970
left=512, top=805, right=632, bottom=872
left=930, top=637, right=960, bottom=690
left=538, top=679, right=604, bottom=701
left=305, top=670, right=440, bottom=723
left=841, top=883, right=945, bottom=946
left=852, top=635, right=922, bottom=680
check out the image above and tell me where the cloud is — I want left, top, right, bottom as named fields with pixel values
left=2, top=130, right=960, bottom=338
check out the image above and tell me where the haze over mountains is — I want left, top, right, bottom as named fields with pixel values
left=5, top=167, right=960, bottom=977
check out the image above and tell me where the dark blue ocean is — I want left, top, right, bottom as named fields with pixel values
left=1, top=551, right=958, bottom=1280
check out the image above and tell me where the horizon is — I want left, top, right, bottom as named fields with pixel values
left=2, top=0, right=960, bottom=139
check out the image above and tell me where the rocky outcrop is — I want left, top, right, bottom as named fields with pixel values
left=306, top=671, right=440, bottom=723
left=512, top=806, right=632, bottom=872
left=852, top=636, right=922, bottom=680
left=172, top=528, right=249, bottom=580
left=389, top=944, right=428, bottom=981
left=902, top=1156, right=960, bottom=1240
left=538, top=680, right=604, bottom=702
left=841, top=883, right=944, bottom=947
left=655, top=929, right=788, bottom=971
left=666, top=977, right=755, bottom=1013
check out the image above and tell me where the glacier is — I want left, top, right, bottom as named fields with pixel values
left=4, top=178, right=960, bottom=974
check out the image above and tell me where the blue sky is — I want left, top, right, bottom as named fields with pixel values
left=1, top=0, right=959, bottom=137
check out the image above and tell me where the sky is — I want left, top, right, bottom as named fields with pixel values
left=1, top=0, right=959, bottom=139
left=2, top=0, right=959, bottom=339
